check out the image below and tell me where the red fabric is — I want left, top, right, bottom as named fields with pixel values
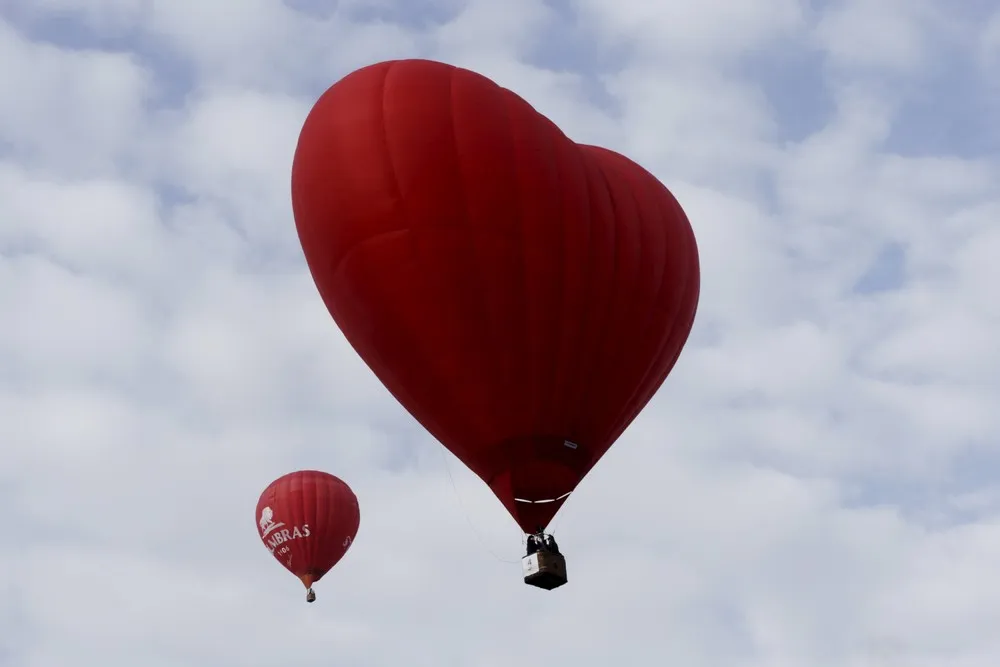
left=292, top=59, right=700, bottom=533
left=255, top=470, right=360, bottom=588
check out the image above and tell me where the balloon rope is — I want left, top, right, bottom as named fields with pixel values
left=438, top=446, right=523, bottom=565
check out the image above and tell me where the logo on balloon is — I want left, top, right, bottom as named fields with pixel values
left=259, top=506, right=284, bottom=537
left=259, top=507, right=312, bottom=557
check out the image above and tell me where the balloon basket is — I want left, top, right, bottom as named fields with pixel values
left=522, top=550, right=568, bottom=590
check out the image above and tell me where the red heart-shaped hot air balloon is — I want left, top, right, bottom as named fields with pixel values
left=256, top=470, right=360, bottom=602
left=291, top=59, right=699, bottom=537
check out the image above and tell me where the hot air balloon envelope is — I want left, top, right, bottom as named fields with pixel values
left=256, top=470, right=360, bottom=601
left=291, top=58, right=699, bottom=534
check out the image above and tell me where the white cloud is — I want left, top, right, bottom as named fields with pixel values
left=0, top=17, right=151, bottom=174
left=0, top=163, right=168, bottom=276
left=813, top=0, right=938, bottom=74
left=2, top=0, right=999, bottom=665
left=147, top=86, right=310, bottom=250
left=575, top=0, right=806, bottom=60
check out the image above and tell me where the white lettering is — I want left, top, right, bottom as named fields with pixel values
left=264, top=524, right=312, bottom=554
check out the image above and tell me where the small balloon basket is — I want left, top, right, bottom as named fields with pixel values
left=522, top=550, right=568, bottom=590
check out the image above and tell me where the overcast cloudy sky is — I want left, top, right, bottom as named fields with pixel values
left=2, top=0, right=999, bottom=665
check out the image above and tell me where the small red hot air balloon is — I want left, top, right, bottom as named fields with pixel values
left=256, top=470, right=360, bottom=602
left=291, top=59, right=699, bottom=589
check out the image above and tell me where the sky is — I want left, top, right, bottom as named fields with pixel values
left=1, top=0, right=999, bottom=665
